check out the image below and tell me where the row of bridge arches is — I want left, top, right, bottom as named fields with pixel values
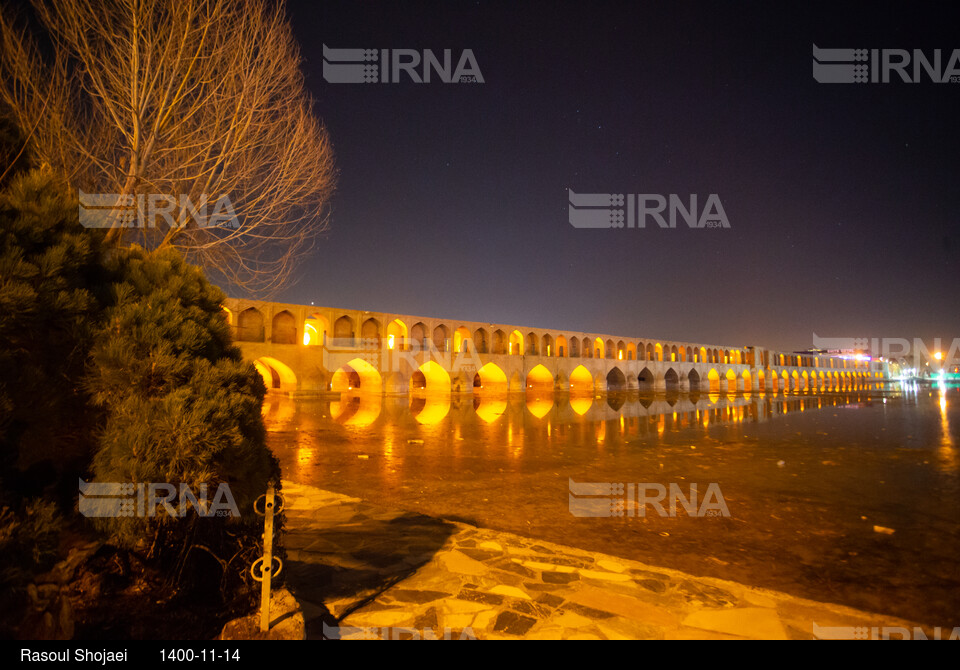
left=226, top=307, right=753, bottom=364
left=252, top=353, right=875, bottom=397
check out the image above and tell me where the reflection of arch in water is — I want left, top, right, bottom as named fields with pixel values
left=474, top=395, right=507, bottom=423
left=526, top=395, right=553, bottom=419
left=410, top=393, right=451, bottom=425
left=570, top=394, right=593, bottom=416
left=261, top=396, right=295, bottom=427
left=606, top=394, right=625, bottom=411
left=331, top=392, right=382, bottom=426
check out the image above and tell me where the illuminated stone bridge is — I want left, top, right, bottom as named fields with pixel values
left=222, top=298, right=890, bottom=396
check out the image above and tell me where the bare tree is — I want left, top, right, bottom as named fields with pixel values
left=0, top=0, right=336, bottom=293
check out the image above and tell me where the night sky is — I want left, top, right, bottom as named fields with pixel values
left=276, top=1, right=959, bottom=353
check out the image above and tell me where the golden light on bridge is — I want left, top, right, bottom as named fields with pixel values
left=331, top=358, right=382, bottom=394
left=525, top=364, right=554, bottom=394
left=475, top=362, right=509, bottom=393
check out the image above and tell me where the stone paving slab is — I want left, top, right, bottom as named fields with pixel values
left=278, top=481, right=930, bottom=640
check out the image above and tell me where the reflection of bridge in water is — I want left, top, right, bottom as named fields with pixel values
left=223, top=298, right=890, bottom=396
left=263, top=390, right=883, bottom=431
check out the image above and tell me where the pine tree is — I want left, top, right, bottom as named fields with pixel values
left=0, top=166, right=107, bottom=504
left=85, top=245, right=280, bottom=596
left=1, top=163, right=280, bottom=605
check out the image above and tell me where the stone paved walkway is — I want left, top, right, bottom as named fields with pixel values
left=279, top=481, right=927, bottom=640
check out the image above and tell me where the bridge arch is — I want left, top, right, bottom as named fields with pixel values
left=664, top=368, right=679, bottom=392
left=474, top=362, right=508, bottom=393
left=570, top=365, right=593, bottom=392
left=492, top=329, right=506, bottom=354
left=254, top=356, right=297, bottom=392
left=542, top=334, right=554, bottom=357
left=725, top=369, right=737, bottom=392
left=411, top=361, right=451, bottom=393
left=238, top=307, right=264, bottom=342
left=411, top=322, right=428, bottom=349
left=304, top=314, right=330, bottom=346
left=594, top=338, right=605, bottom=359
left=556, top=335, right=568, bottom=357
left=331, top=358, right=382, bottom=394
left=569, top=337, right=580, bottom=358
left=526, top=332, right=540, bottom=355
left=688, top=369, right=701, bottom=391
left=638, top=367, right=655, bottom=392
left=271, top=310, right=296, bottom=344
left=386, top=319, right=407, bottom=350
left=526, top=364, right=553, bottom=393
left=360, top=318, right=381, bottom=343
left=708, top=368, right=720, bottom=392
left=334, top=315, right=354, bottom=341
left=433, top=324, right=449, bottom=352
left=606, top=367, right=627, bottom=391
left=473, top=328, right=489, bottom=353
left=509, top=330, right=524, bottom=355
left=454, top=326, right=472, bottom=353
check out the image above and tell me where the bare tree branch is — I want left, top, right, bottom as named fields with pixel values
left=0, top=0, right=337, bottom=294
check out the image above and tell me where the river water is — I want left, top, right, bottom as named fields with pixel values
left=264, top=383, right=959, bottom=627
